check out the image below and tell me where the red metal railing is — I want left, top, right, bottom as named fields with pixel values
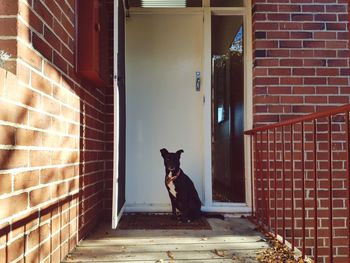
left=245, top=104, right=350, bottom=262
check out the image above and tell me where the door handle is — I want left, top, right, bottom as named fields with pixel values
left=196, top=71, right=200, bottom=91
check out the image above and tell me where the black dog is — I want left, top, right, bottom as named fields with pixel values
left=160, top=148, right=224, bottom=222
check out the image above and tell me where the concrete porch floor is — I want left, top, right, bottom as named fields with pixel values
left=63, top=217, right=269, bottom=262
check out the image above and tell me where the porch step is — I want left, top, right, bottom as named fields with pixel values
left=63, top=218, right=269, bottom=263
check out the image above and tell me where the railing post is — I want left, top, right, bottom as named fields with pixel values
left=250, top=134, right=254, bottom=217
left=266, top=130, right=271, bottom=231
left=290, top=124, right=294, bottom=251
left=254, top=133, right=259, bottom=223
left=345, top=111, right=350, bottom=259
left=282, top=126, right=286, bottom=244
left=259, top=131, right=266, bottom=227
left=328, top=116, right=333, bottom=262
left=301, top=121, right=305, bottom=259
left=313, top=119, right=318, bottom=261
left=258, top=131, right=263, bottom=226
left=273, top=127, right=277, bottom=238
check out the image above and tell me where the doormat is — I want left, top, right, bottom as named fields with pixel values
left=117, top=213, right=212, bottom=230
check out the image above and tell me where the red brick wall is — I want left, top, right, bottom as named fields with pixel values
left=253, top=0, right=349, bottom=126
left=252, top=1, right=349, bottom=262
left=0, top=0, right=111, bottom=262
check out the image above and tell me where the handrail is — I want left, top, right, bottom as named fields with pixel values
left=245, top=103, right=350, bottom=262
left=245, top=104, right=350, bottom=135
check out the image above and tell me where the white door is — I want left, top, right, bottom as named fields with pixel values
left=125, top=12, right=204, bottom=211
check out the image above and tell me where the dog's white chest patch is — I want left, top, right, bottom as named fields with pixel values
left=167, top=172, right=177, bottom=198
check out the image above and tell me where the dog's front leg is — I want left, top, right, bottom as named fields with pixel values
left=169, top=194, right=178, bottom=220
left=180, top=207, right=190, bottom=223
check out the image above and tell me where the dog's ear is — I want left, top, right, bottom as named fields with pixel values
left=176, top=149, right=184, bottom=155
left=160, top=148, right=168, bottom=157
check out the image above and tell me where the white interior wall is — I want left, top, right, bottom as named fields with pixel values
left=125, top=13, right=204, bottom=211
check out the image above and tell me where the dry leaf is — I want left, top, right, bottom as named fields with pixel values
left=256, top=239, right=296, bottom=263
left=167, top=251, right=175, bottom=259
left=213, top=249, right=225, bottom=257
left=201, top=237, right=208, bottom=241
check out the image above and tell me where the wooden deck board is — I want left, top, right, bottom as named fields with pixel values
left=63, top=217, right=269, bottom=263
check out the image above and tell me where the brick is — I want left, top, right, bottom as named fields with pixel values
left=40, top=239, right=51, bottom=261
left=14, top=170, right=39, bottom=191
left=28, top=110, right=51, bottom=130
left=0, top=193, right=28, bottom=220
left=302, top=4, right=324, bottom=13
left=303, top=40, right=325, bottom=48
left=0, top=125, right=15, bottom=145
left=44, top=25, right=61, bottom=52
left=51, top=182, right=67, bottom=199
left=44, top=62, right=61, bottom=84
left=45, top=0, right=62, bottom=19
left=326, top=23, right=347, bottom=31
left=32, top=33, right=53, bottom=61
left=0, top=173, right=12, bottom=194
left=267, top=13, right=290, bottom=21
left=279, top=4, right=300, bottom=12
left=18, top=20, right=31, bottom=44
left=18, top=2, right=43, bottom=34
left=31, top=71, right=53, bottom=95
left=292, top=68, right=315, bottom=76
left=18, top=43, right=42, bottom=70
left=0, top=18, right=17, bottom=36
left=15, top=128, right=42, bottom=147
left=0, top=39, right=17, bottom=58
left=16, top=62, right=30, bottom=84
left=29, top=150, right=51, bottom=167
left=53, top=51, right=68, bottom=73
left=279, top=40, right=302, bottom=48
left=33, top=0, right=53, bottom=27
left=0, top=0, right=18, bottom=15
left=8, top=237, right=25, bottom=262
left=27, top=227, right=39, bottom=250
left=0, top=149, right=28, bottom=169
left=5, top=83, right=41, bottom=108
left=291, top=13, right=313, bottom=21
left=53, top=19, right=69, bottom=43
left=42, top=96, right=61, bottom=116
left=29, top=186, right=51, bottom=207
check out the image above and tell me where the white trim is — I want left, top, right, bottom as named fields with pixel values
left=125, top=203, right=251, bottom=214
left=125, top=204, right=172, bottom=213
left=114, top=204, right=125, bottom=226
left=243, top=0, right=253, bottom=212
left=118, top=2, right=253, bottom=214
left=201, top=204, right=251, bottom=214
left=211, top=7, right=245, bottom=15
left=112, top=0, right=121, bottom=229
left=128, top=7, right=203, bottom=15
left=203, top=2, right=253, bottom=211
left=202, top=7, right=212, bottom=209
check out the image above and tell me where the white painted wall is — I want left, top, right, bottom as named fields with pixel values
left=125, top=13, right=204, bottom=211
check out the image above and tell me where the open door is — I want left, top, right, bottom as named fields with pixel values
left=211, top=15, right=245, bottom=203
left=112, top=0, right=126, bottom=228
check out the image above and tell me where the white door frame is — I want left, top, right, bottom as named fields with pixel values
left=112, top=0, right=125, bottom=229
left=201, top=1, right=253, bottom=213
left=112, top=1, right=253, bottom=219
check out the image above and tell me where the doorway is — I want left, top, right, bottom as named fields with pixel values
left=125, top=11, right=204, bottom=211
left=211, top=15, right=245, bottom=203
left=115, top=1, right=253, bottom=216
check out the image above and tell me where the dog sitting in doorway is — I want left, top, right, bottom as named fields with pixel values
left=160, top=148, right=224, bottom=222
